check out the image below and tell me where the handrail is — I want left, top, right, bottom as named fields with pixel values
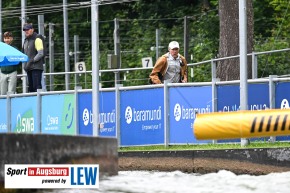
left=15, top=47, right=290, bottom=91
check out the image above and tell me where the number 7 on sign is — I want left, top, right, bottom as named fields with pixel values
left=142, top=57, right=153, bottom=68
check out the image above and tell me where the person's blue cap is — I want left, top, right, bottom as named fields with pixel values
left=23, top=23, right=33, bottom=31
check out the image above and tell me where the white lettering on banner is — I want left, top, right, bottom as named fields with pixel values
left=16, top=114, right=34, bottom=133
left=100, top=126, right=115, bottom=133
left=222, top=104, right=268, bottom=112
left=99, top=110, right=116, bottom=124
left=47, top=115, right=59, bottom=126
left=281, top=99, right=289, bottom=109
left=133, top=106, right=162, bottom=122
left=125, top=106, right=162, bottom=124
left=35, top=167, right=68, bottom=176
left=174, top=103, right=211, bottom=122
left=0, top=123, right=7, bottom=131
left=250, top=104, right=268, bottom=110
left=82, top=108, right=116, bottom=126
left=44, top=115, right=59, bottom=131
left=142, top=123, right=161, bottom=131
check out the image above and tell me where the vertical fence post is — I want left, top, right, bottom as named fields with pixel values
left=37, top=89, right=42, bottom=133
left=49, top=23, right=55, bottom=91
left=164, top=80, right=169, bottom=147
left=156, top=29, right=160, bottom=59
left=115, top=84, right=122, bottom=147
left=114, top=18, right=121, bottom=86
left=0, top=0, right=2, bottom=42
left=74, top=35, right=80, bottom=87
left=211, top=59, right=216, bottom=80
left=21, top=0, right=27, bottom=93
left=6, top=94, right=11, bottom=133
left=38, top=15, right=47, bottom=91
left=184, top=16, right=190, bottom=63
left=269, top=75, right=277, bottom=142
left=251, top=52, right=257, bottom=79
left=239, top=0, right=249, bottom=147
left=74, top=86, right=82, bottom=135
left=63, top=0, right=70, bottom=90
left=211, top=78, right=219, bottom=144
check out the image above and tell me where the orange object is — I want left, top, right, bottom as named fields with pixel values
left=193, top=109, right=290, bottom=140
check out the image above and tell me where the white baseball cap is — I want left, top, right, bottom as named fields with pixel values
left=168, top=41, right=179, bottom=49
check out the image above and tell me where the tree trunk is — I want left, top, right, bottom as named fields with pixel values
left=216, top=0, right=253, bottom=81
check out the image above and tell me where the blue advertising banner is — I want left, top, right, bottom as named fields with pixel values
left=217, top=83, right=269, bottom=143
left=41, top=94, right=76, bottom=135
left=11, top=96, right=38, bottom=134
left=275, top=82, right=290, bottom=141
left=78, top=92, right=116, bottom=137
left=0, top=99, right=7, bottom=133
left=120, top=88, right=164, bottom=146
left=169, top=86, right=212, bottom=144
left=217, top=84, right=269, bottom=112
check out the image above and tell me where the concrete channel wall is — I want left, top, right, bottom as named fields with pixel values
left=0, top=133, right=118, bottom=182
left=119, top=148, right=290, bottom=175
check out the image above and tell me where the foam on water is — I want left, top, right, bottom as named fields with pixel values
left=42, top=170, right=290, bottom=193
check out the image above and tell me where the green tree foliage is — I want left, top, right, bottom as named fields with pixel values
left=254, top=0, right=290, bottom=78
left=1, top=0, right=289, bottom=89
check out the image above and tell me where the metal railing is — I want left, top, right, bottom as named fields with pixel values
left=16, top=47, right=290, bottom=92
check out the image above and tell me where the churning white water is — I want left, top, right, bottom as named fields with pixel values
left=41, top=170, right=290, bottom=193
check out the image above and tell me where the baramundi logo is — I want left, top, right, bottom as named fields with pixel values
left=125, top=106, right=133, bottom=124
left=83, top=108, right=90, bottom=126
left=173, top=103, right=211, bottom=121
left=174, top=103, right=181, bottom=121
left=125, top=106, right=162, bottom=124
left=281, top=99, right=289, bottom=109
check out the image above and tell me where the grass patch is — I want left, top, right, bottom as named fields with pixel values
left=119, top=141, right=290, bottom=152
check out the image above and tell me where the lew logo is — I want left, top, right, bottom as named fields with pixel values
left=125, top=106, right=133, bottom=124
left=174, top=103, right=181, bottom=121
left=281, top=99, right=289, bottom=109
left=4, top=164, right=99, bottom=189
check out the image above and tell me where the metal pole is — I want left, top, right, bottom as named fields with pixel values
left=49, top=23, right=55, bottom=91
left=251, top=52, right=257, bottom=79
left=156, top=29, right=160, bottom=59
left=21, top=0, right=27, bottom=93
left=38, top=15, right=47, bottom=91
left=37, top=15, right=45, bottom=35
left=184, top=16, right=190, bottom=62
left=74, top=35, right=79, bottom=86
left=164, top=80, right=169, bottom=147
left=115, top=84, right=122, bottom=147
left=0, top=0, right=2, bottom=42
left=239, top=0, right=249, bottom=146
left=63, top=0, right=70, bottom=90
left=114, top=18, right=120, bottom=86
left=269, top=75, right=277, bottom=142
left=91, top=0, right=100, bottom=136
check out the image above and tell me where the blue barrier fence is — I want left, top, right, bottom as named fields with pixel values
left=1, top=78, right=290, bottom=146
